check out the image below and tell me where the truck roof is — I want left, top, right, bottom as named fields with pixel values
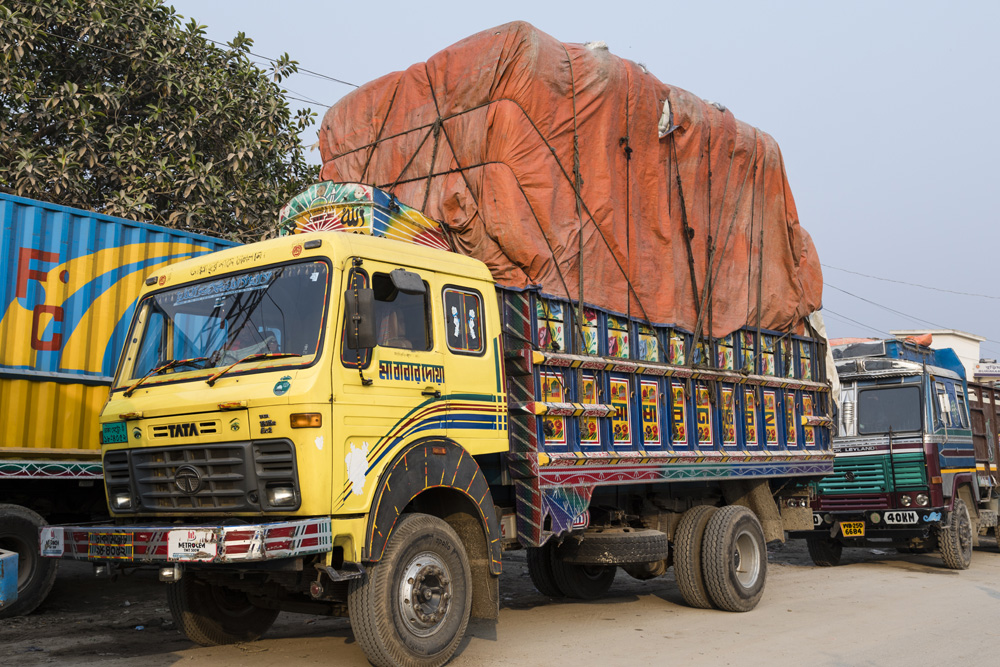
left=148, top=230, right=494, bottom=291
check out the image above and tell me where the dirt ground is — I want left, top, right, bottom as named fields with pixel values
left=4, top=540, right=1000, bottom=667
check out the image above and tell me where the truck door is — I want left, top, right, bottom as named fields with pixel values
left=335, top=260, right=446, bottom=511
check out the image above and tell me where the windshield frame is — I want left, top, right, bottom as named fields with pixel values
left=856, top=384, right=924, bottom=435
left=110, top=257, right=333, bottom=393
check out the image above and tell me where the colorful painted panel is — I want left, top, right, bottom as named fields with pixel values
left=785, top=392, right=797, bottom=446
left=803, top=394, right=816, bottom=445
left=540, top=372, right=566, bottom=446
left=640, top=380, right=661, bottom=447
left=607, top=315, right=630, bottom=359
left=536, top=299, right=565, bottom=352
left=443, top=288, right=484, bottom=354
left=782, top=338, right=795, bottom=378
left=744, top=388, right=759, bottom=446
left=668, top=331, right=686, bottom=365
left=671, top=382, right=688, bottom=445
left=717, top=334, right=735, bottom=370
left=741, top=331, right=755, bottom=372
left=721, top=387, right=737, bottom=447
left=763, top=390, right=779, bottom=446
left=761, top=336, right=775, bottom=376
left=610, top=377, right=631, bottom=444
left=695, top=384, right=713, bottom=446
left=800, top=344, right=813, bottom=380
left=278, top=182, right=450, bottom=250
left=579, top=307, right=599, bottom=355
left=637, top=323, right=659, bottom=362
left=580, top=373, right=600, bottom=446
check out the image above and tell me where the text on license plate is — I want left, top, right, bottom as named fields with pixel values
left=883, top=510, right=919, bottom=525
left=840, top=521, right=865, bottom=537
left=89, top=533, right=133, bottom=560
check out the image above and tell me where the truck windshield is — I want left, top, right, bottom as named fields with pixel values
left=857, top=386, right=922, bottom=434
left=116, top=261, right=329, bottom=387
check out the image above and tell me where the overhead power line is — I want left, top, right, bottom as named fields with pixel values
left=823, top=263, right=999, bottom=300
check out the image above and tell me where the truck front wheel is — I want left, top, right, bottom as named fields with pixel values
left=938, top=497, right=973, bottom=570
left=348, top=513, right=472, bottom=667
left=167, top=574, right=278, bottom=645
left=0, top=504, right=58, bottom=618
left=806, top=535, right=843, bottom=567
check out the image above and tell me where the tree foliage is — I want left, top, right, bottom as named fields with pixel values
left=0, top=0, right=319, bottom=241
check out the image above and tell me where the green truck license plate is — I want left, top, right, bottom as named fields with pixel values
left=840, top=521, right=865, bottom=537
left=102, top=421, right=128, bottom=444
left=89, top=533, right=133, bottom=559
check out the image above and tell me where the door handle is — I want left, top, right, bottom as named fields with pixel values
left=421, top=386, right=442, bottom=399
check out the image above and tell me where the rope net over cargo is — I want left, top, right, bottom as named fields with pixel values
left=315, top=21, right=823, bottom=346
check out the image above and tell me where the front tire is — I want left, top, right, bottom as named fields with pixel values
left=939, top=497, right=973, bottom=570
left=526, top=541, right=562, bottom=597
left=549, top=559, right=616, bottom=600
left=701, top=506, right=767, bottom=612
left=806, top=535, right=843, bottom=567
left=348, top=513, right=472, bottom=667
left=0, top=504, right=58, bottom=618
left=167, top=574, right=278, bottom=645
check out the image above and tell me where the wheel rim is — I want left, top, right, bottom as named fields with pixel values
left=732, top=529, right=762, bottom=588
left=208, top=583, right=257, bottom=619
left=398, top=551, right=452, bottom=638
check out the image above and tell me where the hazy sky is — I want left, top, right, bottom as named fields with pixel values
left=169, top=0, right=1000, bottom=357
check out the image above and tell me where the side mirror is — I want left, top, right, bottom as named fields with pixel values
left=345, top=287, right=376, bottom=350
left=390, top=268, right=425, bottom=295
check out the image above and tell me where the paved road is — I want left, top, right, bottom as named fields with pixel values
left=6, top=542, right=1000, bottom=666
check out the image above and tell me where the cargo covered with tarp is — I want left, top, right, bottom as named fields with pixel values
left=317, top=21, right=822, bottom=339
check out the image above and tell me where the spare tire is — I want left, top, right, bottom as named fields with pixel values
left=555, top=527, right=669, bottom=565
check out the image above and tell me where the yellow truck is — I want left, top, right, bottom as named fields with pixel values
left=41, top=184, right=834, bottom=666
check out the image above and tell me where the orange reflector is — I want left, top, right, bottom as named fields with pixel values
left=432, top=446, right=447, bottom=455
left=218, top=401, right=247, bottom=410
left=931, top=476, right=943, bottom=485
left=290, top=413, right=322, bottom=428
left=118, top=412, right=143, bottom=420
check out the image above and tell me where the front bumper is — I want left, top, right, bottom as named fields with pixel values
left=39, top=516, right=332, bottom=564
left=788, top=507, right=946, bottom=542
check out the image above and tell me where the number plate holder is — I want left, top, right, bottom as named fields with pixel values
left=839, top=521, right=865, bottom=538
left=89, top=532, right=133, bottom=560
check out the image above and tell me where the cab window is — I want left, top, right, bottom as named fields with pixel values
left=373, top=272, right=431, bottom=350
left=443, top=287, right=484, bottom=354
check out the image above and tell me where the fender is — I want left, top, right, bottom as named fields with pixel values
left=363, top=438, right=502, bottom=575
left=945, top=473, right=976, bottom=511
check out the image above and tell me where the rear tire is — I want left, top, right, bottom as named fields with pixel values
left=348, top=513, right=472, bottom=667
left=526, top=541, right=562, bottom=597
left=0, top=504, right=58, bottom=618
left=806, top=535, right=843, bottom=567
left=673, top=505, right=718, bottom=609
left=167, top=574, right=278, bottom=645
left=549, top=559, right=616, bottom=600
left=701, top=506, right=767, bottom=612
left=939, top=497, right=973, bottom=570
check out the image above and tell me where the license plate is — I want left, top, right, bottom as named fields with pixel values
left=883, top=510, right=919, bottom=525
left=89, top=532, right=133, bottom=560
left=101, top=421, right=128, bottom=444
left=840, top=521, right=865, bottom=537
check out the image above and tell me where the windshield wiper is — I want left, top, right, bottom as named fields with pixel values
left=205, top=352, right=301, bottom=387
left=122, top=356, right=212, bottom=397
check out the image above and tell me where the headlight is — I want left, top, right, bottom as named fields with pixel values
left=111, top=491, right=132, bottom=510
left=823, top=513, right=834, bottom=525
left=266, top=486, right=296, bottom=507
left=916, top=493, right=929, bottom=506
left=900, top=495, right=912, bottom=507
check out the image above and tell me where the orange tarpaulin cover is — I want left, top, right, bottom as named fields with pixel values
left=318, top=21, right=822, bottom=338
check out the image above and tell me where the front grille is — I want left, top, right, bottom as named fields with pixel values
left=819, top=452, right=927, bottom=495
left=816, top=494, right=890, bottom=510
left=107, top=440, right=299, bottom=513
